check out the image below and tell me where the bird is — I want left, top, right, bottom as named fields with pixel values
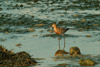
left=51, top=24, right=69, bottom=50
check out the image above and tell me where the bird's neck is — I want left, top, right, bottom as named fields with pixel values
left=54, top=26, right=57, bottom=31
left=54, top=25, right=57, bottom=28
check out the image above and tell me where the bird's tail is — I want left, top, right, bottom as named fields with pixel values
left=64, top=28, right=69, bottom=33
left=65, top=28, right=69, bottom=31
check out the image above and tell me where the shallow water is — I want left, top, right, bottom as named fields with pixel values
left=1, top=29, right=100, bottom=67
left=1, top=0, right=100, bottom=66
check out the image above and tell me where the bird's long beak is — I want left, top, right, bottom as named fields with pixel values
left=50, top=27, right=53, bottom=31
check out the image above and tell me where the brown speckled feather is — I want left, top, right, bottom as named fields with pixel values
left=54, top=27, right=69, bottom=35
left=51, top=24, right=69, bottom=35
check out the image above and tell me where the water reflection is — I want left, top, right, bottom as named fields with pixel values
left=55, top=64, right=82, bottom=67
left=54, top=64, right=96, bottom=67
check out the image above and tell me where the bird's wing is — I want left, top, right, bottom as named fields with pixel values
left=57, top=27, right=66, bottom=34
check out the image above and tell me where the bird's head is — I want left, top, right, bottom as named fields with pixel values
left=51, top=24, right=56, bottom=28
left=50, top=24, right=56, bottom=31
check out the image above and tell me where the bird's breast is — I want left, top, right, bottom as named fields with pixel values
left=55, top=32, right=60, bottom=35
left=54, top=28, right=61, bottom=35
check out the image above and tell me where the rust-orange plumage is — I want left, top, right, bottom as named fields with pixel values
left=51, top=24, right=69, bottom=50
left=51, top=24, right=69, bottom=35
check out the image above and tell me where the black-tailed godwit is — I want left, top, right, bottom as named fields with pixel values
left=51, top=24, right=69, bottom=50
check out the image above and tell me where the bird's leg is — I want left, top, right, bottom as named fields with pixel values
left=58, top=36, right=61, bottom=50
left=63, top=35, right=65, bottom=50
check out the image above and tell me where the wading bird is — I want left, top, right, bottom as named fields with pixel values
left=51, top=24, right=69, bottom=50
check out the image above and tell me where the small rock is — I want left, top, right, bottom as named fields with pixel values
left=70, top=46, right=81, bottom=56
left=57, top=63, right=68, bottom=66
left=73, top=14, right=79, bottom=17
left=0, top=39, right=6, bottom=42
left=34, top=58, right=45, bottom=60
left=16, top=44, right=22, bottom=47
left=98, top=40, right=100, bottom=41
left=31, top=15, right=34, bottom=18
left=55, top=50, right=69, bottom=56
left=78, top=28, right=84, bottom=32
left=5, top=32, right=9, bottom=34
left=28, top=28, right=35, bottom=32
left=39, top=30, right=43, bottom=33
left=60, top=15, right=64, bottom=17
left=33, top=0, right=39, bottom=3
left=33, top=35, right=38, bottom=37
left=79, top=59, right=97, bottom=66
left=0, top=8, right=2, bottom=11
left=50, top=8, right=54, bottom=11
left=20, top=4, right=23, bottom=8
left=34, top=24, right=45, bottom=27
left=86, top=35, right=92, bottom=38
left=93, top=24, right=99, bottom=26
left=80, top=19, right=87, bottom=22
